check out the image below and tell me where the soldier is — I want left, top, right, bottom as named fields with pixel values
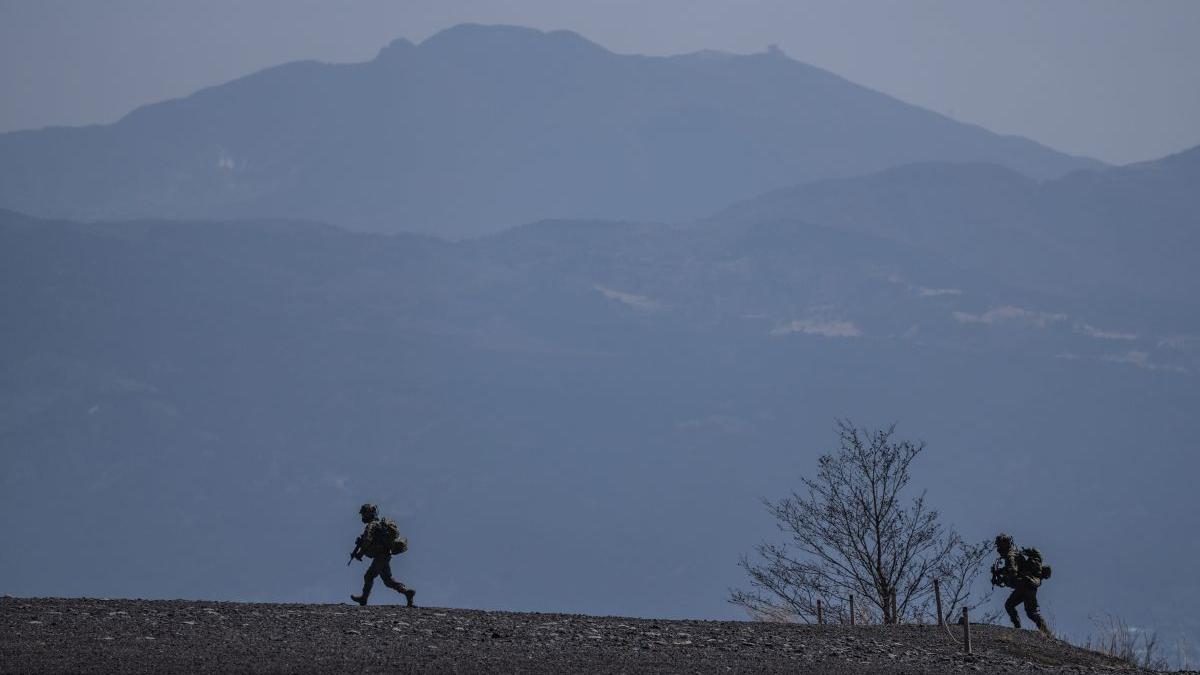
left=349, top=503, right=416, bottom=607
left=991, top=533, right=1051, bottom=634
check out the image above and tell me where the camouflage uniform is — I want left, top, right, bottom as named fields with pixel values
left=995, top=535, right=1048, bottom=633
left=351, top=505, right=415, bottom=607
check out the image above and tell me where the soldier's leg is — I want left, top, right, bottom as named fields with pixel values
left=1004, top=588, right=1023, bottom=628
left=377, top=557, right=416, bottom=607
left=378, top=557, right=406, bottom=592
left=360, top=558, right=384, bottom=600
left=1023, top=586, right=1049, bottom=633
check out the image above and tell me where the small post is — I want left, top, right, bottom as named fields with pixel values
left=934, top=579, right=944, bottom=627
left=816, top=599, right=823, bottom=625
left=849, top=595, right=855, bottom=626
left=962, top=606, right=972, bottom=654
left=890, top=590, right=898, bottom=625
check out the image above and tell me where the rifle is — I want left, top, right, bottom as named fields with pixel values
left=989, top=557, right=1010, bottom=588
left=347, top=539, right=363, bottom=566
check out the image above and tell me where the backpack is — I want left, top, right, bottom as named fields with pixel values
left=1019, top=547, right=1050, bottom=581
left=365, top=518, right=400, bottom=557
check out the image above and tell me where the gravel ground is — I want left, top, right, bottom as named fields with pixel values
left=1, top=597, right=1156, bottom=674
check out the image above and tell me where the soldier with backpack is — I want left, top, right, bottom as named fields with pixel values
left=348, top=503, right=416, bottom=607
left=991, top=532, right=1052, bottom=634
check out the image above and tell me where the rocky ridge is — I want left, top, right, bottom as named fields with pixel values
left=0, top=597, right=1158, bottom=674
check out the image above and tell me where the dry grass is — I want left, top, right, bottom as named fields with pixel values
left=1079, top=614, right=1169, bottom=671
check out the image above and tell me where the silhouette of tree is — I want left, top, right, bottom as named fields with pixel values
left=731, top=420, right=989, bottom=624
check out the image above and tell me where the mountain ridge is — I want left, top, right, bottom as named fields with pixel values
left=714, top=144, right=1200, bottom=305
left=0, top=23, right=1101, bottom=236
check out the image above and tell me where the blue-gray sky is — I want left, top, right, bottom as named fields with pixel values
left=1, top=0, right=1198, bottom=165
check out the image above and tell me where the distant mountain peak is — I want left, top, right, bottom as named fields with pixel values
left=671, top=49, right=738, bottom=62
left=375, top=37, right=416, bottom=62
left=0, top=23, right=1103, bottom=235
left=418, top=23, right=609, bottom=57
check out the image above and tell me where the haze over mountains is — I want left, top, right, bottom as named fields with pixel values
left=3, top=142, right=1199, bottom=657
left=0, top=24, right=1099, bottom=236
left=721, top=146, right=1200, bottom=305
left=1, top=22, right=1198, bottom=665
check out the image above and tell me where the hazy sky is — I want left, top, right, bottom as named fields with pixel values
left=2, top=0, right=1198, bottom=165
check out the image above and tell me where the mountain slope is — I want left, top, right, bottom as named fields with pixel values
left=0, top=24, right=1099, bottom=236
left=716, top=145, right=1200, bottom=305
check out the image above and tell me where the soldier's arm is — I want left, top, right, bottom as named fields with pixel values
left=350, top=527, right=371, bottom=561
left=1002, top=549, right=1021, bottom=581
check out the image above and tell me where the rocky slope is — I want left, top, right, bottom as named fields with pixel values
left=1, top=597, right=1155, bottom=674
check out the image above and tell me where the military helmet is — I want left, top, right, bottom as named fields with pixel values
left=995, top=532, right=1014, bottom=550
left=359, top=503, right=378, bottom=520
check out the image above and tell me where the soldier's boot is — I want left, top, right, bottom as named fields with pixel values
left=353, top=577, right=375, bottom=606
left=1028, top=609, right=1050, bottom=636
left=383, top=579, right=416, bottom=608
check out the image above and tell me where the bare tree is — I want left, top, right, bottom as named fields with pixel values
left=732, top=420, right=987, bottom=625
left=933, top=535, right=997, bottom=624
